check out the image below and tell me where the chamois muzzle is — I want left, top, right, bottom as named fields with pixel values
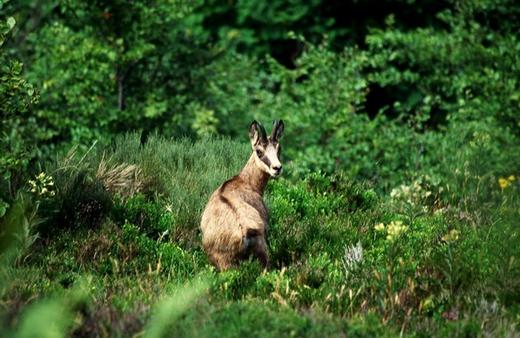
left=272, top=165, right=282, bottom=177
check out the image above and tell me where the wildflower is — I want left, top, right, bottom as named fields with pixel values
left=442, top=229, right=460, bottom=243
left=499, top=175, right=516, bottom=189
left=343, top=242, right=363, bottom=278
left=374, top=221, right=408, bottom=241
left=344, top=242, right=363, bottom=266
left=374, top=223, right=385, bottom=232
left=28, top=172, right=55, bottom=198
left=390, top=188, right=399, bottom=199
left=386, top=220, right=408, bottom=242
left=498, top=177, right=512, bottom=189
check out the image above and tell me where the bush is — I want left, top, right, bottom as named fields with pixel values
left=112, top=195, right=173, bottom=239
left=32, top=146, right=112, bottom=234
left=0, top=12, right=39, bottom=211
left=267, top=173, right=380, bottom=268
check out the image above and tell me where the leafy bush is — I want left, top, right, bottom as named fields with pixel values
left=0, top=12, right=39, bottom=210
left=4, top=0, right=205, bottom=152
left=112, top=195, right=173, bottom=239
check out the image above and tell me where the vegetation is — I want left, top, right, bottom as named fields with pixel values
left=1, top=0, right=519, bottom=336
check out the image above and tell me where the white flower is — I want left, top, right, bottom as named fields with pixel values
left=343, top=241, right=363, bottom=278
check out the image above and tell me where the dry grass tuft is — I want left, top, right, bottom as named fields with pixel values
left=96, top=154, right=146, bottom=198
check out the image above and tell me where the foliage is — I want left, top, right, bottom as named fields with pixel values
left=3, top=0, right=202, bottom=153
left=2, top=0, right=520, bottom=336
left=32, top=147, right=113, bottom=234
left=144, top=277, right=209, bottom=338
left=2, top=136, right=519, bottom=336
left=0, top=193, right=40, bottom=267
left=0, top=9, right=39, bottom=210
left=3, top=0, right=519, bottom=192
left=112, top=194, right=173, bottom=239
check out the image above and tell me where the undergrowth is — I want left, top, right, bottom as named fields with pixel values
left=1, top=135, right=519, bottom=337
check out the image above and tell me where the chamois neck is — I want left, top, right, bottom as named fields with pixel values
left=239, top=153, right=270, bottom=195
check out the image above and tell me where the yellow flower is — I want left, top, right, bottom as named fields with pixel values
left=508, top=175, right=515, bottom=182
left=442, top=229, right=460, bottom=243
left=386, top=221, right=408, bottom=242
left=498, top=177, right=511, bottom=189
left=374, top=223, right=386, bottom=232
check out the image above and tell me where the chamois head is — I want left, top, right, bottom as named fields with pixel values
left=249, top=120, right=285, bottom=178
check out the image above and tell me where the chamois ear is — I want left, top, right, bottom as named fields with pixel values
left=271, top=120, right=284, bottom=141
left=249, top=120, right=267, bottom=146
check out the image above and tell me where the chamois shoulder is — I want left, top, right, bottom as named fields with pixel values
left=218, top=175, right=242, bottom=193
left=218, top=174, right=256, bottom=195
left=216, top=175, right=267, bottom=219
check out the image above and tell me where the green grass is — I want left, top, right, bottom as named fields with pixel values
left=1, top=135, right=519, bottom=337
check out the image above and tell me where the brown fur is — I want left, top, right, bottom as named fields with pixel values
left=200, top=120, right=284, bottom=271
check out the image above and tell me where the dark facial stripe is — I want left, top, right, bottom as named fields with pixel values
left=260, top=155, right=271, bottom=167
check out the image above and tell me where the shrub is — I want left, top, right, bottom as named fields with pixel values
left=112, top=195, right=172, bottom=239
left=0, top=193, right=40, bottom=266
left=40, top=148, right=113, bottom=233
left=267, top=173, right=380, bottom=268
left=49, top=170, right=112, bottom=231
left=0, top=12, right=39, bottom=211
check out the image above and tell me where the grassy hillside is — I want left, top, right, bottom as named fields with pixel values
left=1, top=135, right=519, bottom=337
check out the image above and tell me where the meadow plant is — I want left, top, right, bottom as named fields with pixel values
left=27, top=172, right=55, bottom=198
left=342, top=242, right=363, bottom=279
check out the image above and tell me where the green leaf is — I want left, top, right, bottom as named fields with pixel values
left=7, top=17, right=16, bottom=30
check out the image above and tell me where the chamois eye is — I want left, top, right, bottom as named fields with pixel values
left=256, top=149, right=263, bottom=157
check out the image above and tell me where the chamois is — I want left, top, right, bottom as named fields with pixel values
left=200, top=120, right=284, bottom=271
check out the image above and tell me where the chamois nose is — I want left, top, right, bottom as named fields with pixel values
left=272, top=165, right=282, bottom=174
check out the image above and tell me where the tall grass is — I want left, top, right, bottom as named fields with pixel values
left=102, top=134, right=250, bottom=242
